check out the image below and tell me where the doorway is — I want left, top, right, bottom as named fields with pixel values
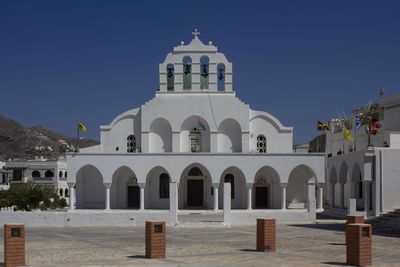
left=127, top=185, right=140, bottom=209
left=187, top=179, right=203, bottom=207
left=255, top=186, right=268, bottom=208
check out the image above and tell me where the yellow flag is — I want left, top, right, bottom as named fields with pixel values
left=343, top=126, right=353, bottom=142
left=78, top=121, right=87, bottom=132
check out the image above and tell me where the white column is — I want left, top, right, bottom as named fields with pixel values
left=213, top=185, right=219, bottom=211
left=281, top=184, right=287, bottom=210
left=223, top=183, right=231, bottom=225
left=169, top=182, right=178, bottom=224
left=67, top=182, right=75, bottom=210
left=340, top=183, right=345, bottom=210
left=318, top=185, right=324, bottom=210
left=139, top=184, right=145, bottom=211
left=246, top=183, right=253, bottom=210
left=104, top=182, right=111, bottom=210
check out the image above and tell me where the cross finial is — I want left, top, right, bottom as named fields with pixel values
left=192, top=29, right=200, bottom=39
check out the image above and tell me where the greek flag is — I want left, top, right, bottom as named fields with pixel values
left=355, top=115, right=362, bottom=129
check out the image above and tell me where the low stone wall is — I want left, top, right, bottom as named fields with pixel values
left=0, top=210, right=175, bottom=227
left=229, top=210, right=313, bottom=225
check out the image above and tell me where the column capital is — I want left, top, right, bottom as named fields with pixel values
left=212, top=182, right=220, bottom=188
left=67, top=182, right=76, bottom=188
left=103, top=182, right=112, bottom=188
left=138, top=182, right=146, bottom=189
left=317, top=183, right=325, bottom=188
left=246, top=183, right=254, bottom=189
left=280, top=183, right=288, bottom=188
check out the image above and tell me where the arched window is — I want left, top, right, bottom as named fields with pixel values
left=159, top=173, right=169, bottom=199
left=45, top=170, right=54, bottom=177
left=256, top=135, right=267, bottom=153
left=224, top=173, right=235, bottom=199
left=59, top=171, right=63, bottom=178
left=59, top=188, right=63, bottom=196
left=167, top=64, right=174, bottom=91
left=65, top=188, right=69, bottom=197
left=217, top=63, right=225, bottom=91
left=127, top=135, right=136, bottom=153
left=200, top=56, right=209, bottom=89
left=188, top=167, right=203, bottom=176
left=183, top=56, right=192, bottom=90
left=32, top=170, right=40, bottom=178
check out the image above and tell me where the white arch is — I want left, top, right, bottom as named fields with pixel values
left=145, top=166, right=171, bottom=209
left=180, top=116, right=211, bottom=152
left=149, top=117, right=172, bottom=152
left=287, top=164, right=317, bottom=209
left=111, top=166, right=137, bottom=209
left=76, top=164, right=104, bottom=209
left=218, top=118, right=242, bottom=152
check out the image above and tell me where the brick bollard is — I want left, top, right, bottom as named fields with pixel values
left=346, top=215, right=364, bottom=245
left=4, top=224, right=25, bottom=267
left=256, top=218, right=276, bottom=252
left=145, top=221, right=166, bottom=259
left=346, top=223, right=372, bottom=267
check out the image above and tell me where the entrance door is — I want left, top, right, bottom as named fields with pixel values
left=255, top=186, right=268, bottom=208
left=187, top=179, right=203, bottom=207
left=127, top=186, right=140, bottom=209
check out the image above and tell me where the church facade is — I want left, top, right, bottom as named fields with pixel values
left=67, top=31, right=325, bottom=224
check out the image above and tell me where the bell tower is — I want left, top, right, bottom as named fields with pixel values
left=158, top=30, right=233, bottom=92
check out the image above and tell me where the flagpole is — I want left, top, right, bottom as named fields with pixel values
left=353, top=115, right=356, bottom=152
left=76, top=120, right=80, bottom=153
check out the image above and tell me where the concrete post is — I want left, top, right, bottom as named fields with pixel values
left=169, top=182, right=178, bottom=225
left=67, top=182, right=75, bottom=210
left=281, top=184, right=287, bottom=210
left=318, top=185, right=324, bottom=210
left=246, top=183, right=253, bottom=210
left=104, top=182, right=111, bottom=210
left=223, top=182, right=231, bottom=225
left=139, top=184, right=145, bottom=211
left=213, top=184, right=219, bottom=211
left=348, top=198, right=357, bottom=215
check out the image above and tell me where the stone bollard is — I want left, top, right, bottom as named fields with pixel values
left=346, top=223, right=372, bottom=266
left=256, top=218, right=276, bottom=252
left=346, top=215, right=364, bottom=245
left=4, top=224, right=25, bottom=267
left=145, top=221, right=166, bottom=259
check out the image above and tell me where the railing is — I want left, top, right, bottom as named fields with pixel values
left=32, top=177, right=53, bottom=181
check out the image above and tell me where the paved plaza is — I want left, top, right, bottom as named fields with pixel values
left=1, top=218, right=400, bottom=266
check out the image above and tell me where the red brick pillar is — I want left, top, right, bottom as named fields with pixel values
left=145, top=221, right=166, bottom=259
left=346, top=215, right=364, bottom=244
left=256, top=218, right=276, bottom=252
left=4, top=224, right=25, bottom=267
left=346, top=223, right=372, bottom=267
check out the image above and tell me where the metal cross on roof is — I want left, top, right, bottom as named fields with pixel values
left=192, top=29, right=200, bottom=39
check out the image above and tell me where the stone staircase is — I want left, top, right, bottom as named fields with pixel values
left=367, top=209, right=400, bottom=229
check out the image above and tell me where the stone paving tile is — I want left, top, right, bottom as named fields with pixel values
left=0, top=221, right=400, bottom=266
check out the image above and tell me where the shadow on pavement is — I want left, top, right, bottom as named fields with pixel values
left=320, top=261, right=348, bottom=266
left=238, top=248, right=258, bottom=253
left=127, top=255, right=147, bottom=259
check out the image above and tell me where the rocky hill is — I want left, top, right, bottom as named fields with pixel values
left=0, top=114, right=98, bottom=161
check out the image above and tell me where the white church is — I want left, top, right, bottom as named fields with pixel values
left=67, top=30, right=325, bottom=224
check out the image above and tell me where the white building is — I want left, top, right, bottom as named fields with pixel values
left=326, top=92, right=400, bottom=217
left=67, top=30, right=325, bottom=224
left=4, top=157, right=69, bottom=197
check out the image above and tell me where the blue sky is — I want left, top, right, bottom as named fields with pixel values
left=1, top=0, right=399, bottom=144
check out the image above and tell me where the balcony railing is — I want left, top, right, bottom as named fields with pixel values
left=32, top=176, right=53, bottom=181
